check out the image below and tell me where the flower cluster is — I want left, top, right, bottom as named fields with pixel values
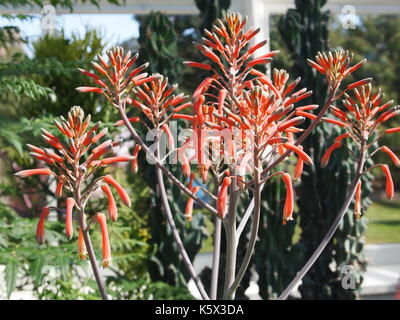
left=78, top=47, right=193, bottom=174
left=319, top=83, right=400, bottom=217
left=15, top=106, right=132, bottom=267
left=307, top=50, right=369, bottom=87
left=183, top=12, right=317, bottom=223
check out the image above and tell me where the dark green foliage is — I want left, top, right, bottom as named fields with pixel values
left=277, top=0, right=371, bottom=299
left=195, top=0, right=231, bottom=32
left=137, top=12, right=183, bottom=84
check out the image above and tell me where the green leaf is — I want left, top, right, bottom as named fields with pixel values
left=30, top=256, right=44, bottom=287
left=5, top=259, right=19, bottom=299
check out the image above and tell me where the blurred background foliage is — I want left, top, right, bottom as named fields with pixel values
left=1, top=0, right=400, bottom=300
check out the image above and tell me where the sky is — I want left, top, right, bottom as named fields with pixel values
left=0, top=14, right=140, bottom=56
left=0, top=12, right=361, bottom=57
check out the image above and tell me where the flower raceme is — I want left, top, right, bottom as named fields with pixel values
left=15, top=106, right=132, bottom=267
left=76, top=46, right=152, bottom=105
left=307, top=50, right=370, bottom=88
left=183, top=12, right=318, bottom=224
left=78, top=47, right=193, bottom=173
left=319, top=83, right=400, bottom=217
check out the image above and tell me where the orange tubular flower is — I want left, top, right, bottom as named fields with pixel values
left=78, top=228, right=88, bottom=260
left=321, top=142, right=342, bottom=168
left=185, top=186, right=200, bottom=221
left=380, top=165, right=394, bottom=200
left=294, top=155, right=304, bottom=181
left=96, top=213, right=111, bottom=268
left=217, top=177, right=231, bottom=219
left=15, top=168, right=53, bottom=178
left=55, top=177, right=65, bottom=198
left=103, top=175, right=131, bottom=207
left=36, top=207, right=51, bottom=245
left=381, top=146, right=400, bottom=167
left=131, top=144, right=141, bottom=173
left=101, top=156, right=133, bottom=165
left=354, top=181, right=362, bottom=219
left=281, top=173, right=294, bottom=224
left=101, top=184, right=118, bottom=222
left=65, top=197, right=75, bottom=240
left=283, top=143, right=313, bottom=166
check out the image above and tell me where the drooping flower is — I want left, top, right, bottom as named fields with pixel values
left=78, top=228, right=88, bottom=260
left=96, top=213, right=111, bottom=268
left=65, top=197, right=75, bottom=240
left=354, top=181, right=362, bottom=219
left=185, top=186, right=200, bottom=221
left=101, top=184, right=118, bottom=222
left=217, top=177, right=231, bottom=219
left=36, top=207, right=51, bottom=245
left=103, top=175, right=131, bottom=207
left=281, top=173, right=294, bottom=224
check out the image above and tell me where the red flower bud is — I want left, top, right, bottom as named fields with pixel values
left=217, top=177, right=231, bottom=219
left=78, top=228, right=87, bottom=260
left=381, top=146, right=400, bottom=167
left=76, top=86, right=104, bottom=94
left=92, top=128, right=108, bottom=144
left=380, top=164, right=394, bottom=200
left=354, top=181, right=362, bottom=219
left=101, top=156, right=133, bottom=165
left=65, top=197, right=75, bottom=240
left=183, top=61, right=212, bottom=70
left=294, top=157, right=304, bottom=181
left=15, top=168, right=53, bottom=178
left=321, top=142, right=341, bottom=168
left=103, top=175, right=131, bottom=207
left=96, top=213, right=111, bottom=268
left=185, top=186, right=200, bottom=221
left=282, top=173, right=294, bottom=224
left=131, top=145, right=141, bottom=173
left=101, top=184, right=118, bottom=222
left=113, top=117, right=140, bottom=127
left=162, top=124, right=175, bottom=149
left=347, top=78, right=372, bottom=90
left=36, top=207, right=51, bottom=245
left=283, top=143, right=313, bottom=166
left=55, top=179, right=64, bottom=198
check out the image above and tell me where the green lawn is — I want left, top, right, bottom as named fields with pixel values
left=365, top=199, right=400, bottom=243
left=199, top=199, right=400, bottom=253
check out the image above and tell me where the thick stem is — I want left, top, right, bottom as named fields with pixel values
left=226, top=149, right=262, bottom=299
left=156, top=135, right=209, bottom=299
left=81, top=223, right=109, bottom=300
left=223, top=171, right=239, bottom=299
left=155, top=163, right=210, bottom=300
left=74, top=165, right=108, bottom=300
left=210, top=174, right=222, bottom=300
left=277, top=145, right=367, bottom=300
left=210, top=217, right=222, bottom=300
